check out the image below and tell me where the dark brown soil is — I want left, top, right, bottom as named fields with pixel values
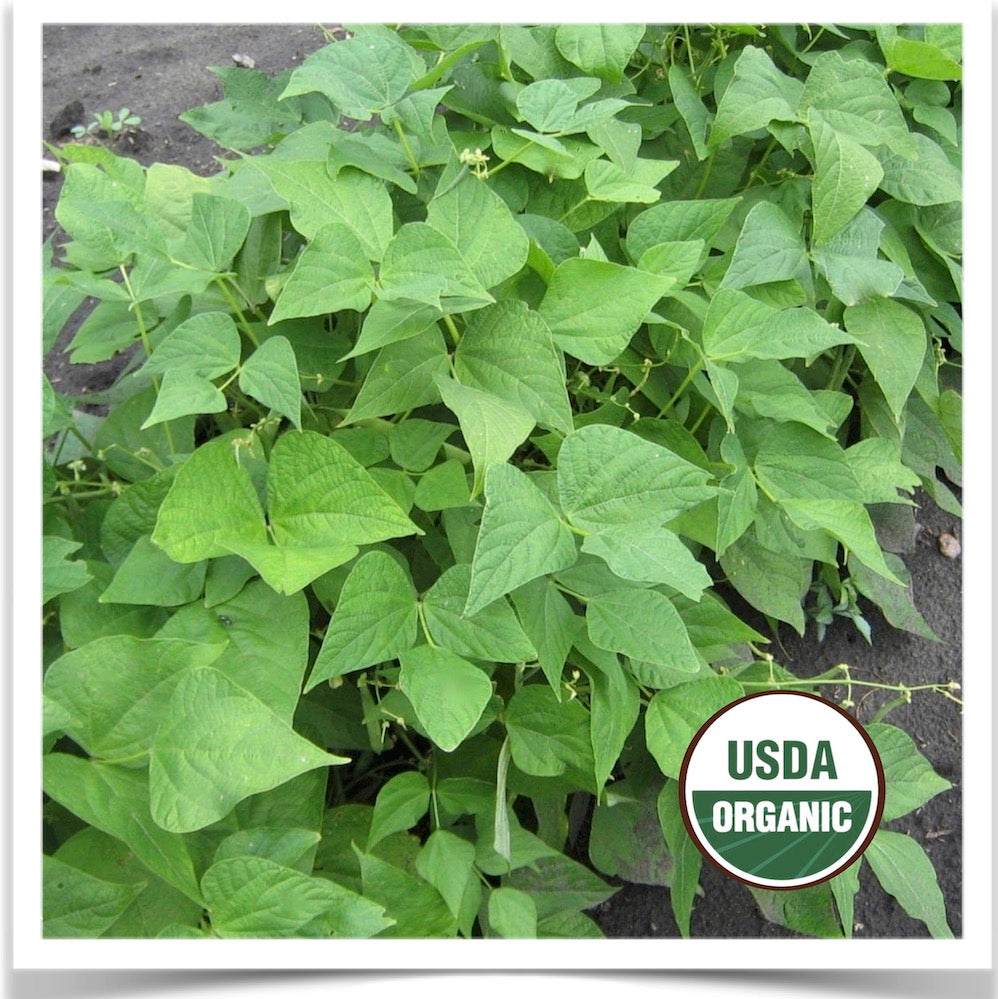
left=41, top=23, right=962, bottom=940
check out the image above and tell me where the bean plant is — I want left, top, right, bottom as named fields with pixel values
left=42, top=23, right=961, bottom=939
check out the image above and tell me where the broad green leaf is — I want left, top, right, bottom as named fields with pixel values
left=156, top=580, right=309, bottom=722
left=504, top=684, right=595, bottom=785
left=343, top=327, right=451, bottom=423
left=152, top=438, right=267, bottom=563
left=830, top=860, right=862, bottom=938
left=505, top=853, right=616, bottom=917
left=558, top=424, right=715, bottom=532
left=426, top=161, right=530, bottom=289
left=851, top=554, right=937, bottom=641
left=149, top=667, right=347, bottom=833
left=435, top=376, right=535, bottom=498
left=668, top=65, right=711, bottom=160
left=868, top=723, right=952, bottom=821
left=453, top=301, right=572, bottom=435
left=800, top=51, right=915, bottom=158
left=423, top=564, right=536, bottom=662
left=516, top=78, right=586, bottom=132
left=733, top=359, right=842, bottom=437
left=378, top=222, right=493, bottom=311
left=581, top=525, right=712, bottom=600
left=866, top=830, right=953, bottom=938
left=626, top=197, right=740, bottom=262
left=387, top=419, right=454, bottom=472
left=265, top=430, right=419, bottom=549
left=58, top=564, right=167, bottom=648
left=202, top=855, right=391, bottom=937
left=489, top=887, right=538, bottom=938
left=710, top=46, right=803, bottom=145
left=414, top=459, right=471, bottom=512
left=368, top=772, right=430, bottom=849
left=213, top=827, right=320, bottom=872
left=466, top=463, right=578, bottom=617
left=586, top=117, right=641, bottom=170
left=141, top=312, right=240, bottom=380
left=809, top=113, right=884, bottom=245
left=587, top=589, right=700, bottom=672
left=554, top=24, right=644, bottom=83
left=877, top=132, right=961, bottom=206
left=223, top=541, right=356, bottom=597
left=753, top=423, right=862, bottom=502
left=511, top=578, right=579, bottom=698
left=43, top=754, right=202, bottom=903
left=100, top=535, right=205, bottom=607
left=43, top=375, right=74, bottom=438
left=355, top=848, right=456, bottom=938
left=416, top=830, right=479, bottom=922
left=538, top=258, right=671, bottom=365
left=43, top=635, right=225, bottom=760
left=307, top=551, right=418, bottom=689
left=179, top=193, right=251, bottom=272
left=645, top=675, right=744, bottom=779
left=490, top=126, right=600, bottom=181
left=43, top=536, right=91, bottom=603
left=720, top=202, right=810, bottom=291
left=812, top=209, right=904, bottom=305
left=584, top=157, right=678, bottom=204
left=250, top=159, right=393, bottom=261
left=844, top=297, right=925, bottom=420
left=397, top=645, right=493, bottom=753
left=779, top=498, right=904, bottom=584
left=589, top=782, right=673, bottom=886
left=281, top=33, right=416, bottom=120
left=43, top=856, right=145, bottom=938
left=636, top=240, right=703, bottom=286
left=719, top=533, right=809, bottom=634
left=344, top=298, right=440, bottom=359
left=876, top=25, right=962, bottom=82
left=238, top=336, right=302, bottom=430
left=326, top=127, right=417, bottom=193
left=268, top=222, right=374, bottom=323
left=142, top=369, right=227, bottom=429
left=657, top=781, right=702, bottom=938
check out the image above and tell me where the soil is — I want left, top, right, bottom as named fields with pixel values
left=41, top=24, right=963, bottom=940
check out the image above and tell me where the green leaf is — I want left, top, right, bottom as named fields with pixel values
left=876, top=26, right=962, bottom=82
left=435, top=376, right=535, bottom=498
left=414, top=459, right=471, bottom=512
left=225, top=542, right=357, bottom=597
left=753, top=422, right=862, bottom=501
left=142, top=369, right=228, bottom=429
left=800, top=51, right=915, bottom=158
left=844, top=297, right=925, bottom=420
left=43, top=754, right=202, bottom=903
left=538, top=258, right=671, bottom=365
left=355, top=848, right=456, bottom=938
left=43, top=856, right=145, bottom=938
left=44, top=536, right=91, bottom=603
left=645, top=675, right=744, bottom=779
left=307, top=551, right=418, bottom=689
left=213, top=827, right=321, bottom=872
left=587, top=589, right=700, bottom=672
left=343, top=326, right=451, bottom=423
left=720, top=202, right=810, bottom=291
left=100, top=535, right=206, bottom=608
left=141, top=312, right=240, bottom=380
left=657, top=781, right=702, bottom=938
left=179, top=194, right=251, bottom=272
left=554, top=24, right=644, bottom=83
left=250, top=159, right=393, bottom=261
left=851, top=554, right=938, bottom=641
left=43, top=635, right=225, bottom=760
left=378, top=222, right=493, bottom=311
left=668, top=65, right=711, bottom=160
left=809, top=113, right=884, bottom=245
left=238, top=336, right=303, bottom=430
left=581, top=525, right=712, bottom=600
left=877, top=132, right=961, bottom=206
left=202, top=855, right=391, bottom=937
left=866, top=829, right=953, bottom=938
left=489, top=887, right=538, bottom=938
left=868, top=723, right=952, bottom=821
left=558, top=424, right=715, bottom=532
left=811, top=209, right=904, bottom=305
left=506, top=854, right=616, bottom=917
left=510, top=578, right=579, bottom=698
left=326, top=128, right=418, bottom=193
left=829, top=860, right=861, bottom=938
left=427, top=160, right=530, bottom=289
left=733, top=359, right=842, bottom=437
left=423, top=564, right=536, bottom=662
left=397, top=645, right=493, bottom=753
left=152, top=438, right=267, bottom=563
left=505, top=684, right=595, bottom=785
left=268, top=223, right=375, bottom=323
left=368, top=772, right=430, bottom=849
left=43, top=375, right=74, bottom=438
left=466, top=463, right=578, bottom=617
left=584, top=157, right=678, bottom=204
left=416, top=830, right=479, bottom=922
left=710, top=46, right=803, bottom=145
left=516, top=78, right=587, bottom=132
left=627, top=197, right=740, bottom=262
left=454, top=301, right=572, bottom=435
left=387, top=419, right=454, bottom=472
left=281, top=33, right=416, bottom=120
left=149, top=667, right=347, bottom=833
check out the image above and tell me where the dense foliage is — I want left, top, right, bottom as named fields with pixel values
left=42, top=23, right=961, bottom=939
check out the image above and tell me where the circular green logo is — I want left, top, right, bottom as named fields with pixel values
left=679, top=691, right=885, bottom=889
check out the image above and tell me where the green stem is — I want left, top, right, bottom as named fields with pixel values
left=394, top=725, right=428, bottom=768
left=215, top=277, right=260, bottom=347
left=688, top=401, right=713, bottom=434
left=391, top=118, right=420, bottom=179
left=487, top=139, right=534, bottom=178
left=417, top=602, right=439, bottom=648
left=552, top=581, right=590, bottom=605
left=442, top=314, right=461, bottom=348
left=657, top=360, right=704, bottom=417
left=694, top=152, right=715, bottom=198
left=825, top=344, right=857, bottom=392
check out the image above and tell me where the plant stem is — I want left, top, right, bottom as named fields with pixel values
left=694, top=152, right=715, bottom=198
left=416, top=602, right=439, bottom=648
left=216, top=277, right=260, bottom=347
left=442, top=314, right=461, bottom=347
left=657, top=360, right=704, bottom=417
left=487, top=139, right=534, bottom=178
left=391, top=118, right=420, bottom=179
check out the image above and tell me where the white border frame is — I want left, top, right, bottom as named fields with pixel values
left=9, top=0, right=993, bottom=971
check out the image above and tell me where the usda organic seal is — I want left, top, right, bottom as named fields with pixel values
left=679, top=691, right=885, bottom=890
